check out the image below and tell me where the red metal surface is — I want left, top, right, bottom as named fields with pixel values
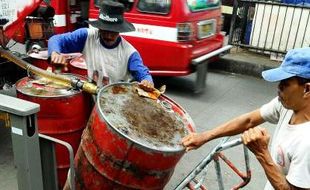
left=15, top=76, right=91, bottom=189
left=2, top=0, right=42, bottom=41
left=88, top=0, right=224, bottom=76
left=30, top=58, right=50, bottom=70
left=50, top=0, right=68, bottom=34
left=28, top=50, right=87, bottom=74
left=124, top=36, right=223, bottom=76
left=74, top=83, right=195, bottom=190
left=28, top=49, right=50, bottom=70
left=68, top=55, right=88, bottom=77
left=1, top=0, right=76, bottom=44
left=215, top=152, right=252, bottom=190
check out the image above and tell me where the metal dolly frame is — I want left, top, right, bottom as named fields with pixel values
left=175, top=137, right=251, bottom=190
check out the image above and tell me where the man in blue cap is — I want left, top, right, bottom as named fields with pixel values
left=182, top=47, right=310, bottom=189
left=48, top=0, right=154, bottom=91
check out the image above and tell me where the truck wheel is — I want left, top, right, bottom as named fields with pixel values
left=25, top=40, right=46, bottom=53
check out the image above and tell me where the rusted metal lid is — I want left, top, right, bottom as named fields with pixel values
left=97, top=82, right=196, bottom=152
left=16, top=75, right=80, bottom=97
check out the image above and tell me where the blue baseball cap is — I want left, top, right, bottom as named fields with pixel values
left=262, top=47, right=310, bottom=82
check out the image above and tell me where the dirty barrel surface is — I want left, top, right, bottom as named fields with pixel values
left=15, top=74, right=91, bottom=188
left=74, top=82, right=195, bottom=190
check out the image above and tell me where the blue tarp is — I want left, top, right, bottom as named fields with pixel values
left=282, top=0, right=310, bottom=6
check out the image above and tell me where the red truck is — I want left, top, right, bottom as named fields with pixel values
left=0, top=0, right=231, bottom=92
left=89, top=0, right=231, bottom=92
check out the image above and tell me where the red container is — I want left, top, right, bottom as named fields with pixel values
left=27, top=49, right=66, bottom=73
left=68, top=55, right=88, bottom=77
left=74, top=83, right=195, bottom=190
left=28, top=50, right=86, bottom=74
left=15, top=74, right=91, bottom=188
left=28, top=49, right=50, bottom=70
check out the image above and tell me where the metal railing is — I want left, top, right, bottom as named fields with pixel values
left=228, top=0, right=310, bottom=55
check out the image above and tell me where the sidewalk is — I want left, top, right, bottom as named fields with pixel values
left=210, top=47, right=281, bottom=78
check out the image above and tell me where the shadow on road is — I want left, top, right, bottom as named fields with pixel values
left=153, top=75, right=204, bottom=97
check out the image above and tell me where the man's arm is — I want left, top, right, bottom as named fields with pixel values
left=257, top=152, right=308, bottom=190
left=243, top=127, right=309, bottom=190
left=182, top=109, right=265, bottom=151
left=128, top=52, right=153, bottom=82
left=128, top=52, right=154, bottom=91
left=48, top=28, right=88, bottom=56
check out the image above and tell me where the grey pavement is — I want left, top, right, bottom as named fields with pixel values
left=211, top=47, right=281, bottom=78
left=0, top=47, right=280, bottom=190
left=159, top=70, right=277, bottom=190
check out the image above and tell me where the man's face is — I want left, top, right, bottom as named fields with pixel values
left=278, top=77, right=305, bottom=110
left=99, top=29, right=120, bottom=46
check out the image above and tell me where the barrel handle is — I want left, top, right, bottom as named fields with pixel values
left=160, top=100, right=173, bottom=112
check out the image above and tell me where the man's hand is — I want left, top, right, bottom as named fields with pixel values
left=241, top=127, right=270, bottom=156
left=50, top=51, right=68, bottom=71
left=139, top=80, right=154, bottom=92
left=242, top=127, right=306, bottom=190
left=181, top=132, right=208, bottom=152
left=51, top=51, right=67, bottom=64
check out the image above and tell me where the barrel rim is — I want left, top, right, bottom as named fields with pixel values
left=96, top=82, right=196, bottom=153
left=15, top=75, right=82, bottom=98
left=69, top=57, right=87, bottom=70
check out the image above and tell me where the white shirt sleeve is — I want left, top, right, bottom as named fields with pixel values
left=260, top=97, right=281, bottom=124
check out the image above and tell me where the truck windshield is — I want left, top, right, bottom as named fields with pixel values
left=137, top=0, right=171, bottom=14
left=187, top=0, right=220, bottom=12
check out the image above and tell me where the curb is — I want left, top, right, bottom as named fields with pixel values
left=209, top=56, right=278, bottom=78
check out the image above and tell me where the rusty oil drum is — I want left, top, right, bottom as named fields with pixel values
left=74, top=82, right=195, bottom=190
left=15, top=74, right=91, bottom=188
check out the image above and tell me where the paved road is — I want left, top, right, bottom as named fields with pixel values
left=157, top=71, right=277, bottom=190
left=0, top=70, right=277, bottom=190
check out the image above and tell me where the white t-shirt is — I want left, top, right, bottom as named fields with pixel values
left=83, top=28, right=136, bottom=87
left=260, top=97, right=310, bottom=189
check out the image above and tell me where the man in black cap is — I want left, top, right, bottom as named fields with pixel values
left=48, top=0, right=154, bottom=90
left=182, top=47, right=310, bottom=189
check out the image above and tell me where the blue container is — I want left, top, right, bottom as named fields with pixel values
left=245, top=21, right=252, bottom=45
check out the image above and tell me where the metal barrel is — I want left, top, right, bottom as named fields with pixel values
left=74, top=82, right=196, bottom=190
left=0, top=48, right=98, bottom=94
left=15, top=74, right=92, bottom=189
left=27, top=49, right=50, bottom=70
left=68, top=55, right=88, bottom=77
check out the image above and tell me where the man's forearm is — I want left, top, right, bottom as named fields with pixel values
left=204, top=109, right=264, bottom=141
left=256, top=151, right=293, bottom=190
